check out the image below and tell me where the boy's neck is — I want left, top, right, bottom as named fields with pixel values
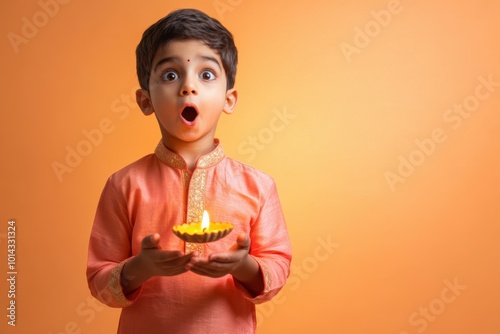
left=161, top=136, right=217, bottom=171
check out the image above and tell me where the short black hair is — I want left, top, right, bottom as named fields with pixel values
left=136, top=8, right=238, bottom=91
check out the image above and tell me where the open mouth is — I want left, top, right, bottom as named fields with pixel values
left=181, top=106, right=198, bottom=122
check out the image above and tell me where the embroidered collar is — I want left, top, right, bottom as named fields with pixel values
left=154, top=139, right=225, bottom=169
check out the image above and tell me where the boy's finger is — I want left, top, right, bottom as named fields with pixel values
left=142, top=233, right=160, bottom=249
left=236, top=233, right=250, bottom=249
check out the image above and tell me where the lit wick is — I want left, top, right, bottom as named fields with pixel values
left=201, top=210, right=210, bottom=232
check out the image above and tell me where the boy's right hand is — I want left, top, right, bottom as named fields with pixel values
left=121, top=233, right=193, bottom=294
left=138, top=233, right=193, bottom=277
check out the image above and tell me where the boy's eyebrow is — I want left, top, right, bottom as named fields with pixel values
left=199, top=55, right=222, bottom=70
left=153, top=57, right=177, bottom=72
left=153, top=55, right=222, bottom=72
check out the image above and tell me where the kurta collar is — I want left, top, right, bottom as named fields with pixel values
left=154, top=139, right=225, bottom=169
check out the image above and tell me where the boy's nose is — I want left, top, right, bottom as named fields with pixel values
left=179, top=78, right=198, bottom=96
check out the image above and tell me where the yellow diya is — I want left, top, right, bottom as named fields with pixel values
left=172, top=210, right=233, bottom=243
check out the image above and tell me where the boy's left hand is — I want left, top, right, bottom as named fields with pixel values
left=187, top=233, right=250, bottom=278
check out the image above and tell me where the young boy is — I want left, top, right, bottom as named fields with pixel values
left=86, top=8, right=291, bottom=333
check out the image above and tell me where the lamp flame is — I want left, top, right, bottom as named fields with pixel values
left=201, top=210, right=210, bottom=230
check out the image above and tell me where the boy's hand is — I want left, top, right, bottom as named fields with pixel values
left=121, top=233, right=193, bottom=295
left=187, top=233, right=251, bottom=278
left=138, top=233, right=193, bottom=277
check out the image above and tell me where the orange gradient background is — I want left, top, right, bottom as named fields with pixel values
left=1, top=0, right=499, bottom=333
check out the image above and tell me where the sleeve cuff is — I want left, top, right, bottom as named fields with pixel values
left=108, top=261, right=138, bottom=307
left=234, top=256, right=273, bottom=303
left=255, top=257, right=272, bottom=295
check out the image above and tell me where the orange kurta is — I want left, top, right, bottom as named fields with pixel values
left=86, top=140, right=292, bottom=333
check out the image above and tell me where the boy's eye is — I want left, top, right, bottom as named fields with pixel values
left=161, top=70, right=179, bottom=81
left=200, top=70, right=216, bottom=81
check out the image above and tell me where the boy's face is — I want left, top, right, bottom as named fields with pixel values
left=136, top=39, right=237, bottom=148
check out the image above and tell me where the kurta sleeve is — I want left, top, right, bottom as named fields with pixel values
left=86, top=176, right=140, bottom=308
left=234, top=180, right=292, bottom=303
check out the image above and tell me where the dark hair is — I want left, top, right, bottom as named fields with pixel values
left=136, top=8, right=238, bottom=91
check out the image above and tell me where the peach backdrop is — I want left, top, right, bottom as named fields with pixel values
left=1, top=0, right=499, bottom=333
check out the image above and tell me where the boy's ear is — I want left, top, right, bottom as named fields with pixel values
left=223, top=88, right=238, bottom=115
left=136, top=89, right=154, bottom=115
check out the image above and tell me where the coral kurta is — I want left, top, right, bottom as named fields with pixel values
left=86, top=140, right=292, bottom=333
